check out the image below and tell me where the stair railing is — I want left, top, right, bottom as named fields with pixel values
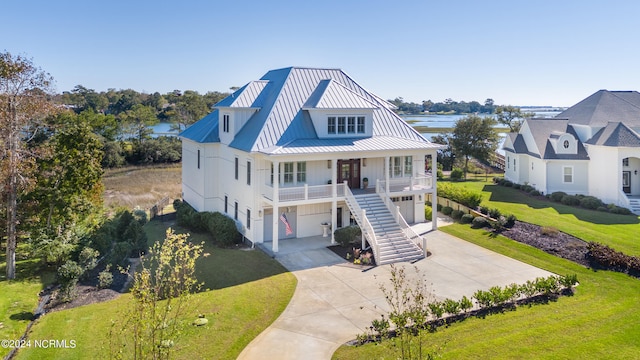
left=380, top=195, right=427, bottom=257
left=343, top=182, right=380, bottom=263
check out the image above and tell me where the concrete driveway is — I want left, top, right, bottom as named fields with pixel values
left=238, top=229, right=553, bottom=360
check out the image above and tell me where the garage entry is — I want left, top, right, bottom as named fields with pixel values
left=263, top=207, right=297, bottom=241
left=390, top=196, right=415, bottom=223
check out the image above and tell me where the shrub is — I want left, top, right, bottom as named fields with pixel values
left=504, top=214, right=517, bottom=228
left=488, top=208, right=501, bottom=219
left=133, top=209, right=148, bottom=225
left=521, top=185, right=534, bottom=193
left=334, top=225, right=362, bottom=247
left=436, top=169, right=444, bottom=179
left=596, top=206, right=609, bottom=212
left=492, top=177, right=501, bottom=184
left=587, top=242, right=640, bottom=273
left=512, top=183, right=521, bottom=190
left=460, top=214, right=474, bottom=224
left=58, top=260, right=84, bottom=302
left=202, top=212, right=243, bottom=247
left=479, top=206, right=489, bottom=215
left=450, top=168, right=464, bottom=180
left=459, top=295, right=473, bottom=312
left=443, top=298, right=461, bottom=315
left=561, top=195, right=581, bottom=206
left=441, top=206, right=453, bottom=216
left=110, top=242, right=132, bottom=267
left=579, top=196, right=603, bottom=210
left=550, top=191, right=567, bottom=202
left=424, top=205, right=432, bottom=221
left=437, top=203, right=443, bottom=212
left=98, top=266, right=114, bottom=289
left=503, top=180, right=513, bottom=187
left=540, top=226, right=559, bottom=237
left=438, top=183, right=483, bottom=208
left=529, top=190, right=541, bottom=196
left=610, top=206, right=632, bottom=215
left=471, top=216, right=488, bottom=229
left=451, top=209, right=464, bottom=220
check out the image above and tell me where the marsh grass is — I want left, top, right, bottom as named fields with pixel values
left=102, top=164, right=182, bottom=210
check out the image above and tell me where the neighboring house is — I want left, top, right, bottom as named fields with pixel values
left=503, top=90, right=640, bottom=214
left=179, top=67, right=444, bottom=264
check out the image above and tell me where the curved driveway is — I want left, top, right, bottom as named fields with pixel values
left=238, top=228, right=553, bottom=360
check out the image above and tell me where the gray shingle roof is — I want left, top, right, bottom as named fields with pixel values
left=556, top=90, right=640, bottom=127
left=585, top=122, right=640, bottom=147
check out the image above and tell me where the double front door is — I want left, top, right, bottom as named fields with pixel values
left=338, top=159, right=361, bottom=189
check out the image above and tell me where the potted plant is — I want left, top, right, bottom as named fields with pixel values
left=362, top=177, right=369, bottom=189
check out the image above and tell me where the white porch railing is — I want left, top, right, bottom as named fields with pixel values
left=344, top=184, right=380, bottom=264
left=376, top=173, right=433, bottom=193
left=263, top=183, right=346, bottom=202
left=381, top=197, right=427, bottom=256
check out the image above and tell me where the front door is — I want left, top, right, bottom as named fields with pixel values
left=623, top=171, right=631, bottom=194
left=337, top=159, right=361, bottom=189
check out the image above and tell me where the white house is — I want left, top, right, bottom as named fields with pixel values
left=179, top=67, right=444, bottom=264
left=503, top=90, right=640, bottom=214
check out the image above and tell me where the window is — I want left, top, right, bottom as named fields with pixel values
left=270, top=163, right=274, bottom=185
left=223, top=114, right=230, bottom=133
left=224, top=195, right=228, bottom=213
left=507, top=156, right=510, bottom=169
left=296, top=162, right=306, bottom=183
left=283, top=162, right=294, bottom=184
left=623, top=158, right=629, bottom=167
left=563, top=140, right=569, bottom=149
left=514, top=158, right=516, bottom=168
left=392, top=156, right=402, bottom=177
left=234, top=201, right=238, bottom=220
left=234, top=157, right=239, bottom=180
left=563, top=166, right=573, bottom=183
left=404, top=156, right=413, bottom=176
left=247, top=161, right=251, bottom=185
left=357, top=116, right=365, bottom=133
left=327, top=117, right=336, bottom=134
left=347, top=116, right=356, bottom=133
left=197, top=149, right=200, bottom=169
left=246, top=209, right=251, bottom=229
left=337, top=116, right=346, bottom=134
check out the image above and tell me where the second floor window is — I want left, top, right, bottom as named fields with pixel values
left=223, top=114, right=230, bottom=133
left=247, top=161, right=251, bottom=185
left=297, top=162, right=306, bottom=183
left=234, top=157, right=239, bottom=180
left=283, top=162, right=294, bottom=184
left=327, top=117, right=336, bottom=133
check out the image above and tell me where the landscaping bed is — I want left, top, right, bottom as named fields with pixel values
left=502, top=221, right=590, bottom=267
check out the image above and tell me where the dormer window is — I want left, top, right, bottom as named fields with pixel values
left=327, top=115, right=366, bottom=135
left=223, top=114, right=230, bottom=133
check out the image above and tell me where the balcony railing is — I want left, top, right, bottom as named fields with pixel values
left=376, top=173, right=433, bottom=193
left=263, top=183, right=346, bottom=203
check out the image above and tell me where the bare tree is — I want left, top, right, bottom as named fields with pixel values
left=0, top=52, right=55, bottom=279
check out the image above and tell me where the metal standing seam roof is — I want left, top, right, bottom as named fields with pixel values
left=181, top=67, right=434, bottom=154
left=178, top=110, right=219, bottom=143
left=261, top=136, right=443, bottom=155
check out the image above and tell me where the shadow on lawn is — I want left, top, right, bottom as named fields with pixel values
left=482, top=184, right=640, bottom=225
left=0, top=258, right=56, bottom=289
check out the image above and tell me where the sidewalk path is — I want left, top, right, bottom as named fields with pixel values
left=237, top=227, right=552, bottom=360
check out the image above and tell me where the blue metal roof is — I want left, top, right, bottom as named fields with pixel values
left=179, top=110, right=219, bottom=143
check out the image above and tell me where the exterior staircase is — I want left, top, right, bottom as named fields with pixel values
left=628, top=198, right=640, bottom=215
left=349, top=193, right=424, bottom=265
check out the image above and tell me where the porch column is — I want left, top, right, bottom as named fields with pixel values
left=431, top=152, right=438, bottom=230
left=331, top=200, right=337, bottom=244
left=272, top=160, right=280, bottom=253
left=385, top=156, right=390, bottom=194
left=331, top=159, right=338, bottom=244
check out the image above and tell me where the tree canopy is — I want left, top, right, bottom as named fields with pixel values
left=450, top=115, right=500, bottom=179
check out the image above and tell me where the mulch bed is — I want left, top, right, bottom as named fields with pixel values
left=501, top=221, right=590, bottom=267
left=328, top=245, right=376, bottom=269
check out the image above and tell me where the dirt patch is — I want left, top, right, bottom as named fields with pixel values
left=501, top=221, right=590, bottom=267
left=46, top=286, right=122, bottom=312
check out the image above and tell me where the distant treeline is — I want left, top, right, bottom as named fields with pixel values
left=56, top=86, right=230, bottom=168
left=388, top=97, right=497, bottom=115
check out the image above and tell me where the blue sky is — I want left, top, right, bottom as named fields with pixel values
left=2, top=0, right=639, bottom=107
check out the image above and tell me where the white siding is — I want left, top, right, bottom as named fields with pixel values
left=547, top=161, right=588, bottom=195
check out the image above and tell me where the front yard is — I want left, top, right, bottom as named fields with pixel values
left=10, top=220, right=296, bottom=360
left=334, top=224, right=640, bottom=359
left=445, top=179, right=640, bottom=256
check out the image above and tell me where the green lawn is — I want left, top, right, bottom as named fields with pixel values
left=13, top=220, right=297, bottom=360
left=444, top=179, right=640, bottom=256
left=0, top=252, right=56, bottom=359
left=334, top=224, right=640, bottom=359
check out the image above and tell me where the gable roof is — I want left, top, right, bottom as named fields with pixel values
left=586, top=122, right=640, bottom=147
left=556, top=90, right=640, bottom=128
left=181, top=67, right=441, bottom=154
left=511, top=119, right=589, bottom=160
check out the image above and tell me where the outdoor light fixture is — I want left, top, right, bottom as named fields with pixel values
left=363, top=158, right=367, bottom=167
left=635, top=170, right=638, bottom=175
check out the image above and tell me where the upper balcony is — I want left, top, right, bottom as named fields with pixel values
left=262, top=173, right=433, bottom=204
